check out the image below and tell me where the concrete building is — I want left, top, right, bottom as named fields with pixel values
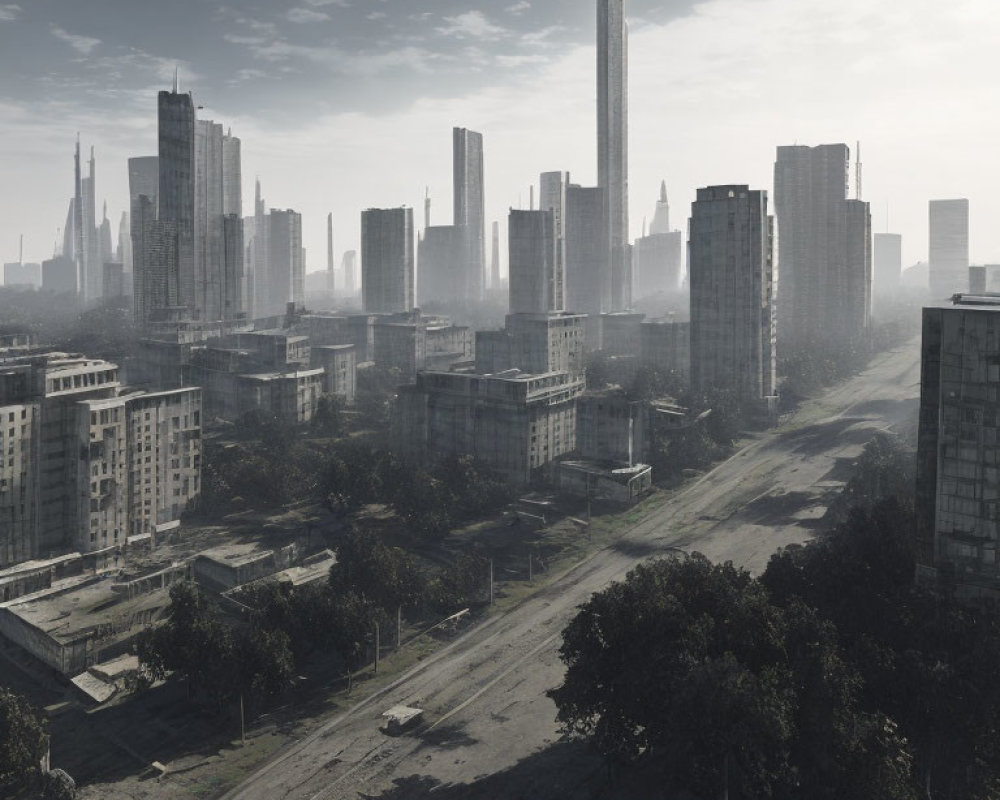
left=454, top=127, right=485, bottom=304
left=102, top=262, right=125, bottom=300
left=565, top=184, right=610, bottom=346
left=689, top=186, right=777, bottom=416
left=0, top=353, right=202, bottom=569
left=394, top=369, right=585, bottom=486
left=3, top=262, right=40, bottom=289
left=301, top=313, right=378, bottom=363
left=597, top=0, right=630, bottom=311
left=873, top=233, right=903, bottom=300
left=509, top=210, right=560, bottom=315
left=42, top=256, right=77, bottom=295
left=373, top=312, right=473, bottom=378
left=490, top=221, right=501, bottom=291
left=640, top=317, right=690, bottom=379
left=236, top=370, right=324, bottom=426
left=774, top=144, right=872, bottom=352
left=343, top=250, right=357, bottom=297
left=476, top=313, right=585, bottom=377
left=917, top=294, right=1000, bottom=595
left=157, top=89, right=196, bottom=314
left=540, top=171, right=570, bottom=310
left=362, top=208, right=414, bottom=314
left=310, top=345, right=357, bottom=405
left=260, top=209, right=303, bottom=319
left=417, top=225, right=464, bottom=307
left=929, top=199, right=970, bottom=300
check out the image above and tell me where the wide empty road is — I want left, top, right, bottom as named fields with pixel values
left=224, top=338, right=922, bottom=800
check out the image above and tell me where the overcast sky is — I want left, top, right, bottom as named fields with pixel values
left=1, top=0, right=997, bottom=276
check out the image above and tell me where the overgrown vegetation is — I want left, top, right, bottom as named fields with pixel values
left=0, top=688, right=49, bottom=797
left=551, top=433, right=999, bottom=799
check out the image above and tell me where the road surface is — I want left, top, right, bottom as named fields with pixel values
left=221, top=338, right=922, bottom=800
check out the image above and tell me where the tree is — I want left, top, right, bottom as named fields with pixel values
left=311, top=394, right=344, bottom=437
left=328, top=526, right=425, bottom=613
left=0, top=689, right=48, bottom=792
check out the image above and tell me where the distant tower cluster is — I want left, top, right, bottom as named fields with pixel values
left=633, top=181, right=683, bottom=299
left=454, top=127, right=486, bottom=304
left=362, top=207, right=414, bottom=314
left=132, top=85, right=247, bottom=328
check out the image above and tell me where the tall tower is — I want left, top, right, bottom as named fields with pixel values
left=158, top=88, right=196, bottom=311
left=453, top=127, right=485, bottom=304
left=539, top=171, right=570, bottom=313
left=597, top=0, right=629, bottom=311
left=689, top=186, right=776, bottom=409
left=508, top=210, right=559, bottom=315
left=650, top=180, right=670, bottom=235
left=361, top=207, right=414, bottom=314
left=490, top=220, right=501, bottom=290
left=928, top=199, right=969, bottom=299
left=327, top=213, right=335, bottom=296
left=81, top=147, right=99, bottom=302
left=73, top=138, right=83, bottom=295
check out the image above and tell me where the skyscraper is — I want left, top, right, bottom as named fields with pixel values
left=264, top=209, right=303, bottom=317
left=540, top=171, right=570, bottom=312
left=565, top=185, right=609, bottom=316
left=508, top=210, right=559, bottom=315
left=929, top=199, right=969, bottom=299
left=490, top=221, right=501, bottom=290
left=194, top=119, right=243, bottom=322
left=453, top=127, right=485, bottom=304
left=418, top=225, right=463, bottom=307
left=873, top=233, right=902, bottom=299
left=598, top=0, right=629, bottom=311
left=774, top=143, right=872, bottom=351
left=158, top=88, right=196, bottom=311
left=362, top=207, right=414, bottom=314
left=649, top=180, right=670, bottom=235
left=689, top=185, right=777, bottom=411
left=327, top=213, right=335, bottom=296
left=343, top=250, right=357, bottom=297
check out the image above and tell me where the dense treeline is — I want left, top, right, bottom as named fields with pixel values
left=136, top=526, right=492, bottom=709
left=550, top=435, right=1000, bottom=798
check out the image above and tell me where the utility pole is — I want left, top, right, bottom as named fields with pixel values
left=489, top=559, right=494, bottom=605
left=374, top=622, right=380, bottom=674
left=396, top=606, right=402, bottom=651
left=240, top=694, right=245, bottom=746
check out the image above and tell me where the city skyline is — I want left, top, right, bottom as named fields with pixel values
left=1, top=0, right=998, bottom=276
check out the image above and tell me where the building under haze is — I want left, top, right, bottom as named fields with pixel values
left=508, top=210, right=561, bottom=315
left=917, top=294, right=1000, bottom=595
left=565, top=184, right=610, bottom=345
left=688, top=185, right=777, bottom=417
left=454, top=127, right=485, bottom=304
left=929, top=199, right=970, bottom=300
left=362, top=207, right=414, bottom=314
left=261, top=209, right=303, bottom=318
left=873, top=233, right=903, bottom=301
left=633, top=182, right=683, bottom=299
left=418, top=225, right=464, bottom=307
left=539, top=171, right=570, bottom=310
left=774, top=143, right=872, bottom=352
left=157, top=88, right=196, bottom=314
left=598, top=0, right=630, bottom=311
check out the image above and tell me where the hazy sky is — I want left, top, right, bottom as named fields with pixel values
left=1, top=0, right=997, bottom=276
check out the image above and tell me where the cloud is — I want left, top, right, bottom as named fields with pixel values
left=368, top=11, right=387, bottom=20
left=506, top=1, right=531, bottom=14
left=437, top=11, right=507, bottom=40
left=287, top=7, right=330, bottom=24
left=302, top=0, right=349, bottom=6
left=51, top=26, right=101, bottom=55
left=0, top=4, right=20, bottom=22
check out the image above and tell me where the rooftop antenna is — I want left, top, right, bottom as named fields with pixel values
left=529, top=185, right=534, bottom=211
left=424, top=186, right=431, bottom=231
left=855, top=140, right=862, bottom=201
left=173, top=66, right=179, bottom=94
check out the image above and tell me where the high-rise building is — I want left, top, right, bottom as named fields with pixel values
left=157, top=88, right=196, bottom=311
left=774, top=143, right=872, bottom=351
left=917, top=295, right=1000, bottom=592
left=688, top=185, right=777, bottom=412
left=539, top=171, right=570, bottom=311
left=81, top=148, right=100, bottom=303
left=565, top=184, right=610, bottom=318
left=128, top=157, right=158, bottom=220
left=117, top=211, right=131, bottom=274
left=597, top=0, right=630, bottom=311
left=929, top=199, right=970, bottom=299
left=362, top=207, right=414, bottom=314
left=418, top=225, right=464, bottom=307
left=261, top=209, right=303, bottom=317
left=490, top=221, right=501, bottom=290
left=454, top=127, right=485, bottom=304
left=343, top=250, right=357, bottom=297
left=327, top=213, right=335, bottom=296
left=649, top=179, right=670, bottom=235
left=509, top=210, right=561, bottom=315
left=873, top=233, right=902, bottom=299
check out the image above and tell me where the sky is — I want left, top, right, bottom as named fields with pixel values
left=0, top=0, right=998, bottom=276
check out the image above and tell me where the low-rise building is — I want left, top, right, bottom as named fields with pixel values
left=310, top=345, right=357, bottom=405
left=395, top=369, right=584, bottom=486
left=476, top=313, right=585, bottom=377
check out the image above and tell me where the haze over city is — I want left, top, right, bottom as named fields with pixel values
left=2, top=0, right=998, bottom=270
left=3, top=2, right=1000, bottom=799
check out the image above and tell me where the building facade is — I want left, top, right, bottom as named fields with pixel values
left=929, top=199, right=970, bottom=300
left=688, top=185, right=777, bottom=412
left=362, top=208, right=414, bottom=314
left=509, top=210, right=560, bottom=315
left=873, top=233, right=903, bottom=300
left=453, top=127, right=485, bottom=304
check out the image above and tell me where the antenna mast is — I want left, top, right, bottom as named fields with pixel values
left=855, top=140, right=862, bottom=201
